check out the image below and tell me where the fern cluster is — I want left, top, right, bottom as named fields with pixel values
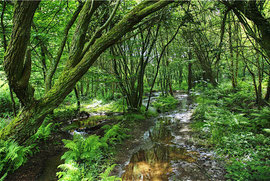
left=102, top=124, right=129, bottom=145
left=30, top=117, right=54, bottom=142
left=0, top=140, right=33, bottom=180
left=0, top=116, right=53, bottom=180
left=57, top=123, right=128, bottom=180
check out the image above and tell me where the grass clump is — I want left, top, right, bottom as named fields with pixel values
left=76, top=115, right=108, bottom=128
left=152, top=96, right=178, bottom=112
left=53, top=107, right=78, bottom=120
left=120, top=113, right=145, bottom=122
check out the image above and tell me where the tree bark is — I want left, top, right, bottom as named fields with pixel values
left=74, top=86, right=80, bottom=113
left=3, top=1, right=40, bottom=106
left=187, top=51, right=193, bottom=93
left=265, top=75, right=270, bottom=101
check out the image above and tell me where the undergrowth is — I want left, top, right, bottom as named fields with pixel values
left=0, top=115, right=55, bottom=180
left=0, top=85, right=19, bottom=117
left=152, top=96, right=178, bottom=112
left=57, top=123, right=129, bottom=180
left=81, top=98, right=126, bottom=113
left=0, top=140, right=33, bottom=180
left=192, top=81, right=270, bottom=180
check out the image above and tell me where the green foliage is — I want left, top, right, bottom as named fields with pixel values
left=57, top=161, right=84, bottom=181
left=59, top=134, right=109, bottom=179
left=0, top=116, right=10, bottom=131
left=81, top=98, right=126, bottom=113
left=250, top=107, right=270, bottom=129
left=99, top=164, right=121, bottom=181
left=102, top=124, right=129, bottom=145
left=263, top=128, right=270, bottom=135
left=0, top=85, right=18, bottom=117
left=144, top=107, right=159, bottom=117
left=152, top=96, right=178, bottom=112
left=57, top=161, right=121, bottom=181
left=196, top=81, right=256, bottom=112
left=120, top=113, right=145, bottom=122
left=0, top=90, right=12, bottom=116
left=58, top=124, right=127, bottom=180
left=54, top=106, right=78, bottom=120
left=79, top=115, right=108, bottom=127
left=192, top=82, right=270, bottom=180
left=61, top=134, right=108, bottom=164
left=139, top=105, right=158, bottom=118
left=225, top=151, right=270, bottom=181
left=31, top=118, right=54, bottom=141
left=0, top=140, right=33, bottom=180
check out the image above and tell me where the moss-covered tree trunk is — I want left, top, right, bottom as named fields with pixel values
left=3, top=1, right=40, bottom=107
left=0, top=0, right=174, bottom=144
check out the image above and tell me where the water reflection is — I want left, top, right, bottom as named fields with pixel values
left=149, top=118, right=173, bottom=144
left=122, top=114, right=198, bottom=181
left=122, top=143, right=198, bottom=180
left=121, top=94, right=224, bottom=181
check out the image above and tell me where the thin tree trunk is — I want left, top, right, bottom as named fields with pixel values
left=1, top=1, right=17, bottom=116
left=188, top=62, right=193, bottom=93
left=265, top=75, right=270, bottom=101
left=74, top=86, right=80, bottom=113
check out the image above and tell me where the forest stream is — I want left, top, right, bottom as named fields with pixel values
left=11, top=92, right=226, bottom=181
left=112, top=92, right=226, bottom=181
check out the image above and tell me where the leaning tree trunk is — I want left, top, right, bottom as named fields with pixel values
left=0, top=0, right=174, bottom=144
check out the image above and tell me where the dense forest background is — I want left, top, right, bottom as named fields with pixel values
left=0, top=0, right=270, bottom=180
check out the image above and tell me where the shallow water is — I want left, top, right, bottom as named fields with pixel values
left=120, top=93, right=225, bottom=181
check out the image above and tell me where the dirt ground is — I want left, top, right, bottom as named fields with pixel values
left=5, top=130, right=70, bottom=181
